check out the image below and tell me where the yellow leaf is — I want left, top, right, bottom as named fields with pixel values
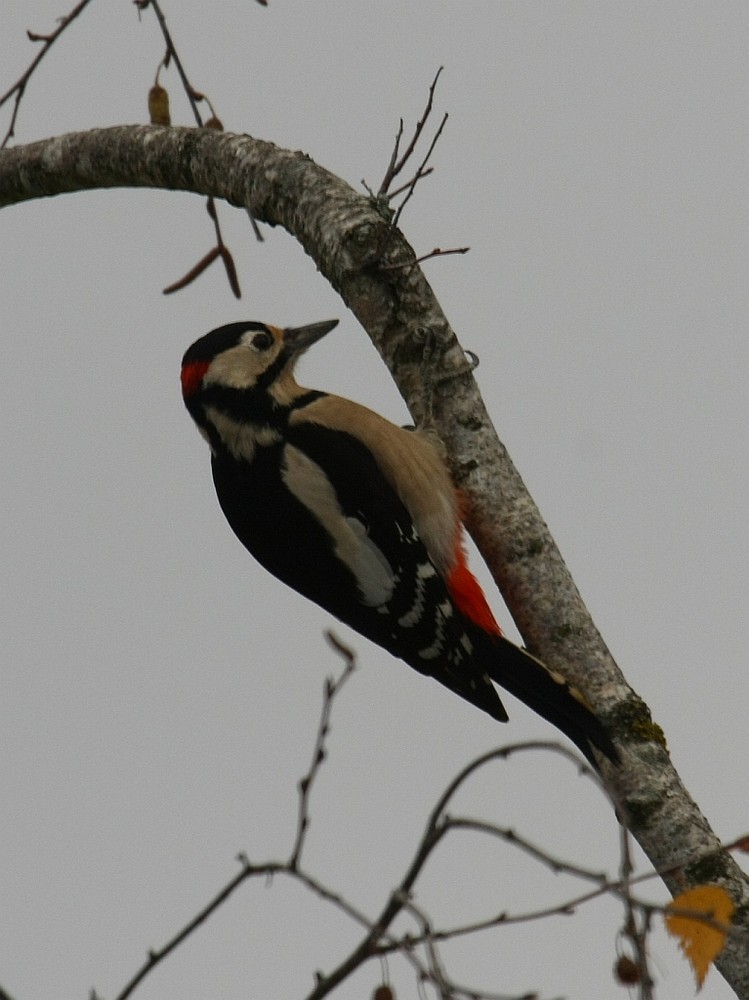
left=665, top=885, right=734, bottom=989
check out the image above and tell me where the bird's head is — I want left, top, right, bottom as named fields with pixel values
left=181, top=320, right=339, bottom=457
left=181, top=319, right=339, bottom=404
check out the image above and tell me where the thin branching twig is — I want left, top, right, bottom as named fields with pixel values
left=378, top=66, right=443, bottom=197
left=617, top=798, right=655, bottom=997
left=109, top=637, right=358, bottom=1000
left=112, top=853, right=273, bottom=1000
left=289, top=631, right=355, bottom=868
left=144, top=0, right=260, bottom=292
left=144, top=1, right=264, bottom=244
left=365, top=66, right=458, bottom=269
left=304, top=742, right=596, bottom=999
left=106, top=708, right=747, bottom=1000
left=0, top=0, right=95, bottom=148
left=390, top=110, right=448, bottom=232
left=379, top=246, right=470, bottom=271
left=444, top=816, right=610, bottom=883
left=145, top=0, right=203, bottom=126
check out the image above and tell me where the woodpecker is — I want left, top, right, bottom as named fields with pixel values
left=181, top=319, right=617, bottom=766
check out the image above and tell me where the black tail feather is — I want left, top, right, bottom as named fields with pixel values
left=485, top=634, right=619, bottom=767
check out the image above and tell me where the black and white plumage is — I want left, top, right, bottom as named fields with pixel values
left=181, top=319, right=617, bottom=765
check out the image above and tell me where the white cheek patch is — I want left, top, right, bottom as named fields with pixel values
left=204, top=344, right=265, bottom=390
left=282, top=445, right=395, bottom=607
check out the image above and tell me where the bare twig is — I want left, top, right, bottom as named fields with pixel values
left=115, top=847, right=386, bottom=1000
left=108, top=719, right=746, bottom=1000
left=146, top=0, right=203, bottom=126
left=378, top=67, right=443, bottom=197
left=364, top=72, right=461, bottom=295
left=246, top=206, right=265, bottom=241
left=396, top=896, right=451, bottom=1000
left=109, top=636, right=358, bottom=1000
left=146, top=2, right=261, bottom=289
left=366, top=68, right=450, bottom=255
left=112, top=853, right=272, bottom=1000
left=400, top=895, right=549, bottom=1000
left=373, top=842, right=749, bottom=960
left=163, top=195, right=242, bottom=296
left=443, top=816, right=610, bottom=884
left=379, top=118, right=404, bottom=196
left=391, top=111, right=448, bottom=231
left=146, top=0, right=264, bottom=246
left=289, top=632, right=355, bottom=869
left=305, top=743, right=589, bottom=999
left=379, top=245, right=470, bottom=272
left=616, top=803, right=655, bottom=999
left=206, top=196, right=241, bottom=296
left=0, top=0, right=95, bottom=148
left=387, top=165, right=434, bottom=199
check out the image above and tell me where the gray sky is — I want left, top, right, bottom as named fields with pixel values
left=2, top=3, right=747, bottom=999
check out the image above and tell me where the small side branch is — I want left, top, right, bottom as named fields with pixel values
left=112, top=853, right=273, bottom=1000
left=366, top=68, right=463, bottom=271
left=289, top=631, right=355, bottom=869
left=104, top=719, right=748, bottom=1000
left=390, top=110, right=448, bottom=232
left=140, top=1, right=254, bottom=292
left=379, top=245, right=470, bottom=272
left=163, top=196, right=241, bottom=296
left=378, top=66, right=443, bottom=197
left=0, top=0, right=95, bottom=148
left=144, top=0, right=203, bottom=127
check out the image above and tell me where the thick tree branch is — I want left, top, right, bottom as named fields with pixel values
left=1, top=125, right=747, bottom=996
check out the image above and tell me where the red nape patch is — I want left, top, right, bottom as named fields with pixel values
left=181, top=360, right=210, bottom=398
left=446, top=558, right=502, bottom=637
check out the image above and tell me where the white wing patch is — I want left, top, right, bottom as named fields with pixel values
left=416, top=601, right=453, bottom=660
left=398, top=562, right=437, bottom=629
left=282, top=444, right=395, bottom=607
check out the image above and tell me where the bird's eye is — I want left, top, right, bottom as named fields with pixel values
left=250, top=331, right=274, bottom=351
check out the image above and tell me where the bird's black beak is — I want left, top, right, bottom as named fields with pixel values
left=283, top=319, right=339, bottom=355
